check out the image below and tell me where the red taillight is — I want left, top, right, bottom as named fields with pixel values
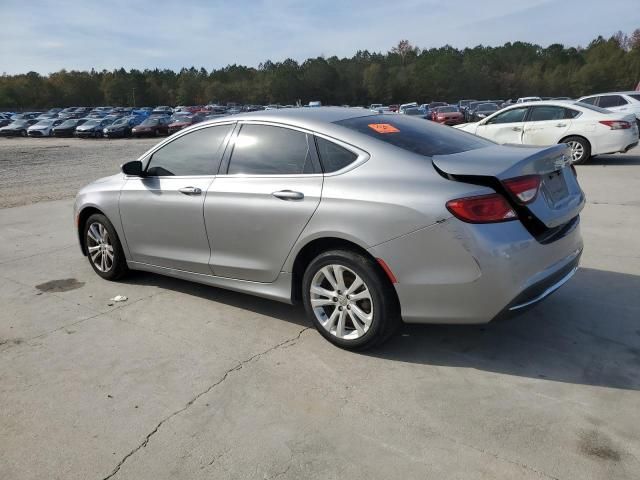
left=503, top=175, right=541, bottom=204
left=446, top=194, right=517, bottom=223
left=599, top=120, right=631, bottom=130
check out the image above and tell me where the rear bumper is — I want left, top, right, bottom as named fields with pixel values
left=498, top=250, right=580, bottom=316
left=368, top=216, right=583, bottom=324
left=591, top=128, right=639, bottom=155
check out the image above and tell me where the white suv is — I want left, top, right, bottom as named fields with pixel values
left=578, top=92, right=640, bottom=123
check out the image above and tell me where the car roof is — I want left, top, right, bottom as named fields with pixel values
left=579, top=91, right=640, bottom=97
left=199, top=107, right=373, bottom=131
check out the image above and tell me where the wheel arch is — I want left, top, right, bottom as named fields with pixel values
left=76, top=206, right=106, bottom=256
left=290, top=236, right=398, bottom=306
left=559, top=134, right=591, bottom=149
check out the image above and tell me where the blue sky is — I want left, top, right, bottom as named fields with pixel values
left=1, top=0, right=639, bottom=74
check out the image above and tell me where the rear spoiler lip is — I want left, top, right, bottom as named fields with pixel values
left=432, top=143, right=571, bottom=180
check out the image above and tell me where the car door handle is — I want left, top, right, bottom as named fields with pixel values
left=511, top=127, right=522, bottom=131
left=272, top=190, right=304, bottom=201
left=178, top=186, right=202, bottom=195
left=555, top=123, right=567, bottom=127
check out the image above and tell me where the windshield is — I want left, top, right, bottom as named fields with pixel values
left=335, top=114, right=492, bottom=157
left=82, top=120, right=100, bottom=127
left=438, top=106, right=458, bottom=113
left=169, top=114, right=191, bottom=123
left=111, top=117, right=132, bottom=127
left=478, top=103, right=498, bottom=111
left=9, top=120, right=27, bottom=127
left=141, top=118, right=159, bottom=126
left=33, top=120, right=54, bottom=127
left=59, top=120, right=78, bottom=127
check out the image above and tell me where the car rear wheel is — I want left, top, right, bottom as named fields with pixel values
left=563, top=136, right=591, bottom=165
left=302, top=250, right=400, bottom=350
left=84, top=213, right=128, bottom=281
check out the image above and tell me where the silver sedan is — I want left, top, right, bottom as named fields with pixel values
left=74, top=108, right=584, bottom=349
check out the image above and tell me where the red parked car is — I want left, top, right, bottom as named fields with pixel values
left=131, top=116, right=170, bottom=137
left=167, top=113, right=205, bottom=135
left=431, top=106, right=464, bottom=125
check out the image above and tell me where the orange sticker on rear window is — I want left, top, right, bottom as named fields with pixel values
left=368, top=123, right=399, bottom=134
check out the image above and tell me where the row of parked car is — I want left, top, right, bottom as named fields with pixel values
left=0, top=104, right=251, bottom=138
left=368, top=91, right=640, bottom=164
left=368, top=97, right=577, bottom=124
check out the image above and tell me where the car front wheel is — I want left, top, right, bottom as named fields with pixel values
left=302, top=250, right=400, bottom=350
left=84, top=213, right=128, bottom=280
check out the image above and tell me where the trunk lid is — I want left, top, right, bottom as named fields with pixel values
left=433, top=143, right=585, bottom=229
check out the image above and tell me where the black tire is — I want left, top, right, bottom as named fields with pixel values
left=20, top=130, right=27, bottom=137
left=83, top=213, right=129, bottom=281
left=302, top=249, right=400, bottom=350
left=562, top=136, right=591, bottom=165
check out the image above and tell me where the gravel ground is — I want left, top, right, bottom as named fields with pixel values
left=0, top=137, right=158, bottom=208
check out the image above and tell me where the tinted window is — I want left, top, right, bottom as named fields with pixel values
left=316, top=137, right=358, bottom=173
left=486, top=107, right=528, bottom=124
left=146, top=124, right=232, bottom=176
left=598, top=95, right=628, bottom=108
left=528, top=106, right=567, bottom=121
left=335, top=115, right=491, bottom=157
left=628, top=94, right=640, bottom=102
left=580, top=96, right=597, bottom=105
left=228, top=124, right=314, bottom=175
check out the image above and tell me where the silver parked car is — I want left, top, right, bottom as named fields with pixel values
left=74, top=108, right=585, bottom=349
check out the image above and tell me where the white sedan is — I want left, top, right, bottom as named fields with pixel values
left=27, top=119, right=64, bottom=137
left=455, top=101, right=639, bottom=163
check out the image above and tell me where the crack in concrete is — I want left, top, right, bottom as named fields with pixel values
left=100, top=326, right=311, bottom=480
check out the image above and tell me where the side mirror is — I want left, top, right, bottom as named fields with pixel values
left=122, top=160, right=144, bottom=176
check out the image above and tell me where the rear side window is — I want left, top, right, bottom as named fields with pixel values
left=528, top=106, right=576, bottom=121
left=580, top=96, right=597, bottom=105
left=315, top=137, right=358, bottom=172
left=228, top=124, right=314, bottom=175
left=334, top=115, right=490, bottom=157
left=628, top=94, right=640, bottom=102
left=598, top=95, right=628, bottom=108
left=146, top=124, right=233, bottom=176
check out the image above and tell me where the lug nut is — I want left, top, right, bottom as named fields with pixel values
left=346, top=305, right=351, bottom=310
left=332, top=297, right=338, bottom=302
left=338, top=306, right=343, bottom=311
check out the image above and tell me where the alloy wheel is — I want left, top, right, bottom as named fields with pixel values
left=310, top=264, right=373, bottom=340
left=87, top=222, right=114, bottom=272
left=567, top=140, right=584, bottom=163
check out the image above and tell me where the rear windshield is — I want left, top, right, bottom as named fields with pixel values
left=573, top=102, right=611, bottom=114
left=335, top=115, right=492, bottom=157
left=627, top=94, right=640, bottom=102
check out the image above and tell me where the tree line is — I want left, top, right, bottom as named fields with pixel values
left=1, top=30, right=639, bottom=109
